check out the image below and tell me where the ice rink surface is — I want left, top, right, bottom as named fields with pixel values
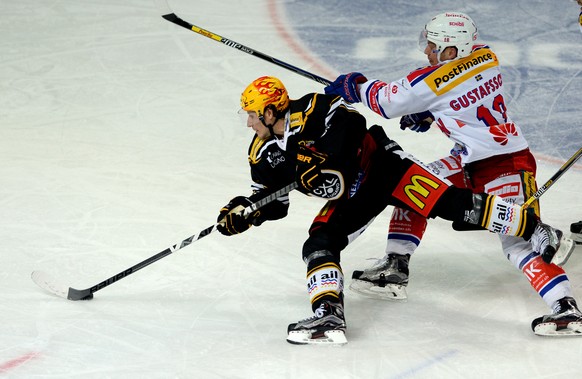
left=1, top=0, right=581, bottom=378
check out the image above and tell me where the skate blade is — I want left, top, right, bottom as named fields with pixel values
left=349, top=279, right=408, bottom=301
left=552, top=237, right=576, bottom=266
left=534, top=321, right=582, bottom=337
left=286, top=330, right=347, bottom=345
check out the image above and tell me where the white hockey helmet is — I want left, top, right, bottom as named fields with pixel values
left=419, top=12, right=478, bottom=59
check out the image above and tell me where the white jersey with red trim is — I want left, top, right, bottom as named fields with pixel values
left=358, top=45, right=529, bottom=164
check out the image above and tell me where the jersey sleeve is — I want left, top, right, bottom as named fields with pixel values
left=358, top=74, right=434, bottom=119
left=246, top=135, right=294, bottom=224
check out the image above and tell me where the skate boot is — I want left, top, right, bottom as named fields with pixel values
left=350, top=253, right=410, bottom=300
left=287, top=301, right=347, bottom=345
left=531, top=297, right=582, bottom=336
left=529, top=222, right=562, bottom=263
left=571, top=220, right=582, bottom=245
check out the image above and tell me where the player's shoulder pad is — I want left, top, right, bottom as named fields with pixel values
left=248, top=135, right=277, bottom=164
left=407, top=65, right=441, bottom=87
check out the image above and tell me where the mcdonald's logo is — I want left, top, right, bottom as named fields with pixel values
left=392, top=164, right=449, bottom=217
left=404, top=175, right=441, bottom=209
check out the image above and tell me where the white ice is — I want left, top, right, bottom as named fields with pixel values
left=1, top=1, right=581, bottom=378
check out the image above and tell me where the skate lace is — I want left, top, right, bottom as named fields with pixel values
left=366, top=257, right=386, bottom=268
left=297, top=314, right=319, bottom=323
left=297, top=304, right=328, bottom=323
left=530, top=223, right=558, bottom=254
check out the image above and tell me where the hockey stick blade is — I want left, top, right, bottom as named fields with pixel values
left=31, top=271, right=93, bottom=300
left=159, top=2, right=332, bottom=86
left=31, top=182, right=297, bottom=300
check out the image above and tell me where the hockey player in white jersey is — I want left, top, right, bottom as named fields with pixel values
left=325, top=12, right=582, bottom=336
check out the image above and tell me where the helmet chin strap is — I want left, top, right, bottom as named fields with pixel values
left=260, top=105, right=282, bottom=139
left=263, top=119, right=277, bottom=138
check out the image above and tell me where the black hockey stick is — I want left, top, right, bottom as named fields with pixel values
left=32, top=182, right=298, bottom=301
left=158, top=1, right=332, bottom=86
left=523, top=146, right=582, bottom=208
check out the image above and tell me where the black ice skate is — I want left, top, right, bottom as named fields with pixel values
left=350, top=253, right=410, bottom=300
left=287, top=301, right=347, bottom=345
left=531, top=297, right=582, bottom=336
left=571, top=220, right=582, bottom=245
left=529, top=222, right=563, bottom=263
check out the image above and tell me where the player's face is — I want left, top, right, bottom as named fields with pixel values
left=424, top=42, right=440, bottom=66
left=246, top=111, right=270, bottom=139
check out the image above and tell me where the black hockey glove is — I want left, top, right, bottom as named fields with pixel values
left=216, top=196, right=259, bottom=236
left=399, top=111, right=434, bottom=133
left=296, top=145, right=328, bottom=195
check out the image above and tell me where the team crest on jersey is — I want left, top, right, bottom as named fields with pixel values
left=311, top=170, right=344, bottom=200
left=266, top=150, right=286, bottom=168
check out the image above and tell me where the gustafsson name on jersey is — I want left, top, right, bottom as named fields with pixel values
left=426, top=49, right=498, bottom=95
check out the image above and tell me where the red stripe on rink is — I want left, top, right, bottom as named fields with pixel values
left=534, top=151, right=582, bottom=171
left=0, top=352, right=40, bottom=373
left=266, top=1, right=337, bottom=81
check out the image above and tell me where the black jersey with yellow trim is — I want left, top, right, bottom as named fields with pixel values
left=284, top=93, right=368, bottom=194
left=248, top=134, right=295, bottom=192
left=245, top=134, right=295, bottom=224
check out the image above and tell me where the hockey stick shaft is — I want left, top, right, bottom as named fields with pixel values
left=34, top=182, right=297, bottom=300
left=523, top=147, right=582, bottom=208
left=161, top=12, right=332, bottom=86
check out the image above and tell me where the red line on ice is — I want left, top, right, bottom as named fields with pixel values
left=0, top=352, right=40, bottom=373
left=267, top=1, right=337, bottom=80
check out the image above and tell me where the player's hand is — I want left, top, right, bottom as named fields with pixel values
left=296, top=145, right=328, bottom=194
left=399, top=111, right=434, bottom=133
left=216, top=196, right=256, bottom=236
left=324, top=72, right=367, bottom=103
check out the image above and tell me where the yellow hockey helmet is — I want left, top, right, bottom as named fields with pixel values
left=240, top=76, right=289, bottom=118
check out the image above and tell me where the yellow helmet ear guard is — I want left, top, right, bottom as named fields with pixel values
left=240, top=76, right=289, bottom=119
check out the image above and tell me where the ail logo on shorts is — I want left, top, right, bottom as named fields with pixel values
left=392, top=165, right=448, bottom=217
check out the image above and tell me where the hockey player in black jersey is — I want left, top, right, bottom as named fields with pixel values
left=216, top=131, right=295, bottom=236
left=216, top=76, right=574, bottom=345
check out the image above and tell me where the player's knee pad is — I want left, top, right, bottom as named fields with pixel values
left=302, top=228, right=344, bottom=264
left=465, top=193, right=533, bottom=238
left=303, top=232, right=344, bottom=309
